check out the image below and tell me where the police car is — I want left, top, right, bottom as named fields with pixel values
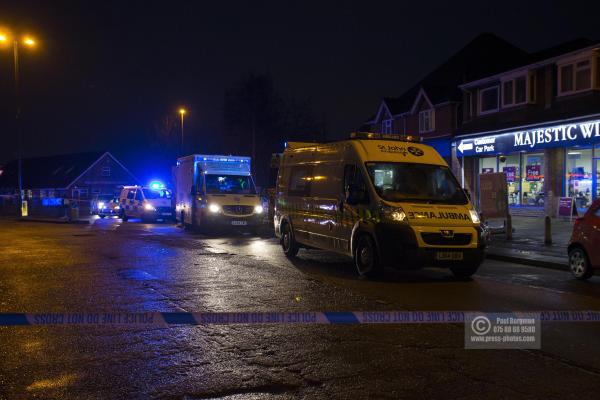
left=118, top=183, right=175, bottom=222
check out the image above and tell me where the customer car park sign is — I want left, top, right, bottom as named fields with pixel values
left=456, top=118, right=600, bottom=156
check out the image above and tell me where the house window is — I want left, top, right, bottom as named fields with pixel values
left=419, top=109, right=434, bottom=133
left=502, top=76, right=527, bottom=107
left=479, top=86, right=499, bottom=114
left=382, top=119, right=392, bottom=134
left=559, top=59, right=592, bottom=95
left=101, top=166, right=111, bottom=177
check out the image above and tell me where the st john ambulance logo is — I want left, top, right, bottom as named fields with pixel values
left=407, top=146, right=424, bottom=156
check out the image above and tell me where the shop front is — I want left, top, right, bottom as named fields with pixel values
left=455, top=115, right=600, bottom=214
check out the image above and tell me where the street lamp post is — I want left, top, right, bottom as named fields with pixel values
left=179, top=108, right=186, bottom=155
left=0, top=32, right=37, bottom=216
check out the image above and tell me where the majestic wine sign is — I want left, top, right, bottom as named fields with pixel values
left=456, top=117, right=600, bottom=156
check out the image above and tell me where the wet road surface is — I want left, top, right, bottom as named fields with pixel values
left=1, top=217, right=600, bottom=399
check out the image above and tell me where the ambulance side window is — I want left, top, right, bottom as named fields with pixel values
left=126, top=190, right=135, bottom=200
left=288, top=166, right=312, bottom=197
left=134, top=190, right=143, bottom=201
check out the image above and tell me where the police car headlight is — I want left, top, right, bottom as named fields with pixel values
left=380, top=205, right=407, bottom=223
left=469, top=209, right=480, bottom=224
left=208, top=203, right=221, bottom=213
left=144, top=203, right=156, bottom=211
left=254, top=205, right=264, bottom=214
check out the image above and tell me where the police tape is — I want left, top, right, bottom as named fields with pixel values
left=1, top=311, right=600, bottom=327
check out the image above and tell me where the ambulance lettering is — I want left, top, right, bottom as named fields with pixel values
left=407, top=211, right=470, bottom=220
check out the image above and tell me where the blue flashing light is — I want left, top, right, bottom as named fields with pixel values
left=149, top=180, right=164, bottom=190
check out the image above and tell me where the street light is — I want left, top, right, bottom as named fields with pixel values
left=0, top=31, right=38, bottom=216
left=179, top=108, right=186, bottom=155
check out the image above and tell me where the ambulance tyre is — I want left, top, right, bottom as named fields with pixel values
left=99, top=214, right=106, bottom=219
left=450, top=264, right=479, bottom=279
left=281, top=222, right=299, bottom=257
left=354, top=234, right=381, bottom=277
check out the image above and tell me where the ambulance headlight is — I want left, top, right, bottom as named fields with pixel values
left=98, top=202, right=105, bottom=209
left=208, top=204, right=221, bottom=213
left=254, top=205, right=264, bottom=214
left=114, top=206, right=120, bottom=210
left=144, top=203, right=156, bottom=211
left=469, top=209, right=480, bottom=224
left=380, top=205, right=407, bottom=223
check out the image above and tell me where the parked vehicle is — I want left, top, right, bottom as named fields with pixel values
left=91, top=194, right=119, bottom=218
left=568, top=198, right=600, bottom=280
left=118, top=185, right=175, bottom=222
left=175, top=154, right=263, bottom=232
left=274, top=132, right=485, bottom=277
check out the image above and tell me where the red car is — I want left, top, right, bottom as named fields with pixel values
left=568, top=198, right=600, bottom=280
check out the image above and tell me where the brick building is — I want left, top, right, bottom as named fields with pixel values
left=362, top=33, right=529, bottom=172
left=0, top=151, right=138, bottom=213
left=455, top=39, right=600, bottom=215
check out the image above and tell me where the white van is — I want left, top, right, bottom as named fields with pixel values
left=274, top=133, right=485, bottom=277
left=175, top=154, right=263, bottom=232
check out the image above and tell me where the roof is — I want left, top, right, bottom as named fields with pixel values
left=371, top=33, right=529, bottom=119
left=0, top=151, right=107, bottom=190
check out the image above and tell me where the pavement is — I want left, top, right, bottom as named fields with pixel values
left=486, top=216, right=574, bottom=270
left=1, top=217, right=600, bottom=399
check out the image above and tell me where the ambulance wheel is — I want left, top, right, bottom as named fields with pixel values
left=354, top=234, right=380, bottom=277
left=281, top=222, right=299, bottom=257
left=99, top=214, right=106, bottom=219
left=450, top=264, right=479, bottom=279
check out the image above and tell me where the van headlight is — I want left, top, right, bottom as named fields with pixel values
left=144, top=203, right=156, bottom=211
left=254, top=205, right=264, bottom=214
left=208, top=204, right=221, bottom=213
left=469, top=209, right=480, bottom=224
left=380, top=205, right=407, bottom=223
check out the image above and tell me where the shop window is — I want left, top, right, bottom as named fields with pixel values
left=499, top=154, right=521, bottom=206
left=479, top=86, right=499, bottom=115
left=559, top=59, right=592, bottom=95
left=566, top=147, right=593, bottom=211
left=521, top=153, right=544, bottom=207
left=479, top=157, right=497, bottom=174
left=419, top=110, right=434, bottom=133
left=502, top=76, right=527, bottom=107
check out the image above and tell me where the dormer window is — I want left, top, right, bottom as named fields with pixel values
left=419, top=109, right=435, bottom=133
left=479, top=86, right=499, bottom=115
left=382, top=119, right=392, bottom=134
left=559, top=58, right=592, bottom=95
left=502, top=76, right=527, bottom=107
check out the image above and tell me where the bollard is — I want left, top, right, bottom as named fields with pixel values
left=506, top=214, right=512, bottom=240
left=544, top=216, right=552, bottom=245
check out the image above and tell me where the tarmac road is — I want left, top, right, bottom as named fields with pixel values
left=1, top=217, right=599, bottom=399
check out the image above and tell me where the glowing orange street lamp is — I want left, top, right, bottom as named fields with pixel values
left=0, top=31, right=38, bottom=216
left=179, top=108, right=186, bottom=154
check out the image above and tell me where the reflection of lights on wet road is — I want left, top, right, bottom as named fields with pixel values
left=26, top=374, right=77, bottom=391
left=249, top=239, right=268, bottom=253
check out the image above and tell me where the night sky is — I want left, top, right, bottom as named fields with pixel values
left=1, top=0, right=599, bottom=181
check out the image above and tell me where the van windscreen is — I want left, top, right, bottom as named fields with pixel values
left=205, top=174, right=256, bottom=194
left=365, top=162, right=467, bottom=204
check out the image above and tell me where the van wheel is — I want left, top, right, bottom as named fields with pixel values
left=281, top=222, right=299, bottom=257
left=354, top=234, right=380, bottom=277
left=569, top=247, right=593, bottom=280
left=450, top=264, right=479, bottom=279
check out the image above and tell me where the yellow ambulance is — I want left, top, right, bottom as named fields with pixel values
left=274, top=132, right=485, bottom=277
